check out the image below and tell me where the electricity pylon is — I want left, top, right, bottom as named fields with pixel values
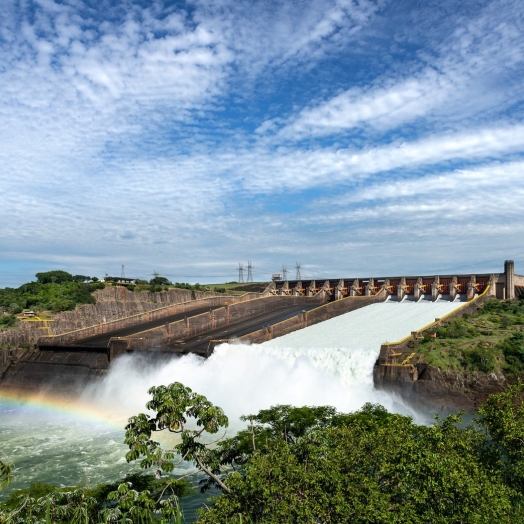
left=295, top=262, right=301, bottom=280
left=238, top=263, right=244, bottom=283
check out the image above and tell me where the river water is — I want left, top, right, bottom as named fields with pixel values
left=0, top=297, right=464, bottom=520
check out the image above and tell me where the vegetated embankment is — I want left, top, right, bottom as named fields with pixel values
left=374, top=291, right=524, bottom=412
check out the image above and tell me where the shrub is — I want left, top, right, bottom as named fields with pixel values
left=500, top=315, right=513, bottom=329
left=0, top=315, right=17, bottom=329
left=500, top=332, right=524, bottom=375
left=435, top=319, right=479, bottom=339
left=463, top=345, right=497, bottom=373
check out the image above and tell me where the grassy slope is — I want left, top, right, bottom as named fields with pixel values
left=411, top=298, right=524, bottom=375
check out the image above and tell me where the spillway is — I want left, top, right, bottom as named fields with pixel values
left=0, top=297, right=466, bottom=516
left=84, top=296, right=465, bottom=424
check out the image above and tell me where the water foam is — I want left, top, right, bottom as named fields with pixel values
left=85, top=298, right=465, bottom=424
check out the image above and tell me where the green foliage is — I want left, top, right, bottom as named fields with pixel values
left=0, top=457, right=13, bottom=489
left=415, top=298, right=524, bottom=374
left=72, top=274, right=92, bottom=283
left=122, top=382, right=524, bottom=522
left=149, top=277, right=172, bottom=286
left=477, top=382, right=524, bottom=493
left=0, top=280, right=104, bottom=313
left=434, top=318, right=479, bottom=339
left=483, top=299, right=524, bottom=315
left=124, top=382, right=230, bottom=492
left=0, top=473, right=189, bottom=523
left=463, top=344, right=497, bottom=372
left=35, top=270, right=74, bottom=284
left=0, top=315, right=17, bottom=329
left=104, top=478, right=185, bottom=524
left=198, top=407, right=514, bottom=523
left=500, top=332, right=524, bottom=374
left=172, top=283, right=208, bottom=292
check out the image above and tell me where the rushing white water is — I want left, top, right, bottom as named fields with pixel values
left=1, top=297, right=465, bottom=509
left=84, top=297, right=465, bottom=424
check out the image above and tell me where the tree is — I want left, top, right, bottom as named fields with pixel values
left=149, top=277, right=172, bottom=286
left=0, top=473, right=188, bottom=523
left=35, top=271, right=73, bottom=284
left=198, top=408, right=514, bottom=523
left=477, top=381, right=524, bottom=493
left=72, top=274, right=90, bottom=283
left=124, top=382, right=230, bottom=492
left=123, top=383, right=519, bottom=523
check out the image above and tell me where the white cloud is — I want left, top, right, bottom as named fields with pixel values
left=191, top=0, right=382, bottom=75
left=202, top=123, right=524, bottom=193
left=259, top=0, right=524, bottom=140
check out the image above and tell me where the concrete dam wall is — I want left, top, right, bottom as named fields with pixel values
left=0, top=286, right=227, bottom=349
left=0, top=292, right=384, bottom=394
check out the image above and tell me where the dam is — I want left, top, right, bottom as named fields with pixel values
left=0, top=260, right=522, bottom=394
left=0, top=295, right=470, bottom=500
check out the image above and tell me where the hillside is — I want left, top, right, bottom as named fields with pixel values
left=412, top=298, right=524, bottom=375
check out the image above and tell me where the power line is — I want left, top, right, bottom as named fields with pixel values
left=295, top=262, right=301, bottom=280
left=247, top=261, right=253, bottom=283
left=121, top=265, right=125, bottom=279
left=282, top=265, right=288, bottom=281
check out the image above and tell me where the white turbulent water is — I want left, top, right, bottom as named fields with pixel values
left=85, top=297, right=463, bottom=423
left=1, top=298, right=464, bottom=499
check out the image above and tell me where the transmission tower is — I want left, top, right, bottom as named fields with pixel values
left=282, top=265, right=288, bottom=281
left=247, top=261, right=253, bottom=283
left=238, top=263, right=245, bottom=283
left=295, top=262, right=301, bottom=280
left=121, top=265, right=125, bottom=279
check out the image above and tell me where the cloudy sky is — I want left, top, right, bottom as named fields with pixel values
left=1, top=0, right=523, bottom=286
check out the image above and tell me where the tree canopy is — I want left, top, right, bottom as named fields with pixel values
left=0, top=278, right=104, bottom=313
left=121, top=381, right=524, bottom=523
left=35, top=271, right=74, bottom=284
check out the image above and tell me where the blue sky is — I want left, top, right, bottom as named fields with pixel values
left=1, top=0, right=523, bottom=287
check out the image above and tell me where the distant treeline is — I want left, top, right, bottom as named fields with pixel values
left=0, top=271, right=231, bottom=318
left=0, top=271, right=104, bottom=314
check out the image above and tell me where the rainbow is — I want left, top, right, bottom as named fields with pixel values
left=0, top=389, right=126, bottom=430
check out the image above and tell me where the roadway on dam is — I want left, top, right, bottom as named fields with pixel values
left=141, top=303, right=320, bottom=355
left=66, top=304, right=227, bottom=348
left=57, top=302, right=318, bottom=353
